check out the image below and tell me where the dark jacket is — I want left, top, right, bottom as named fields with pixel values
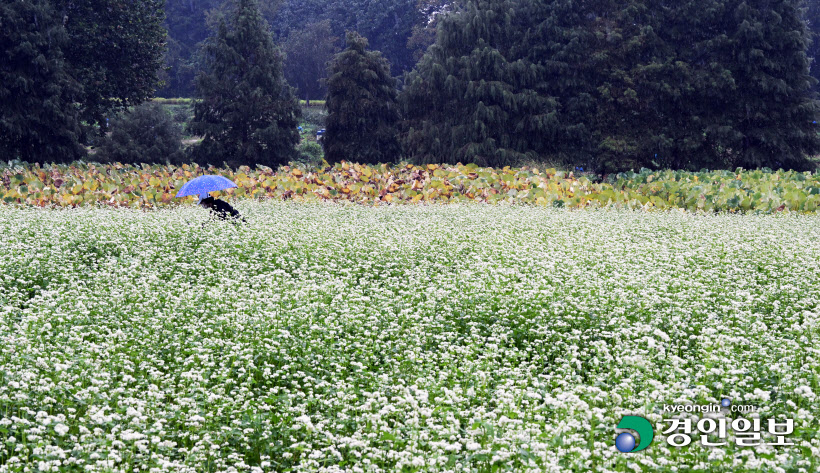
left=202, top=197, right=245, bottom=222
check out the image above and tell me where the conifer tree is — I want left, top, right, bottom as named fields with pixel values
left=0, top=0, right=84, bottom=163
left=805, top=0, right=819, bottom=96
left=324, top=31, right=400, bottom=164
left=715, top=0, right=820, bottom=170
left=518, top=0, right=601, bottom=167
left=401, top=0, right=560, bottom=167
left=586, top=0, right=728, bottom=172
left=189, top=0, right=300, bottom=169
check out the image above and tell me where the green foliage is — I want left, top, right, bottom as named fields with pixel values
left=324, top=32, right=401, bottom=164
left=709, top=0, right=819, bottom=171
left=407, top=0, right=455, bottom=62
left=159, top=0, right=284, bottom=98
left=283, top=20, right=339, bottom=101
left=188, top=0, right=301, bottom=169
left=0, top=0, right=84, bottom=163
left=0, top=0, right=166, bottom=159
left=55, top=0, right=167, bottom=132
left=94, top=103, right=184, bottom=166
left=270, top=0, right=425, bottom=76
left=159, top=0, right=437, bottom=97
left=169, top=105, right=193, bottom=128
left=296, top=140, right=324, bottom=166
left=158, top=0, right=221, bottom=98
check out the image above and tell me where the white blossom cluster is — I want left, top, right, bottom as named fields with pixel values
left=0, top=202, right=819, bottom=472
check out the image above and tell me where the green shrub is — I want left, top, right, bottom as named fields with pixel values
left=94, top=103, right=184, bottom=165
left=296, top=140, right=324, bottom=166
left=170, top=105, right=192, bottom=126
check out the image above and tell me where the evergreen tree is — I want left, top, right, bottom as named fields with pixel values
left=633, top=0, right=739, bottom=171
left=189, top=0, right=301, bottom=169
left=715, top=0, right=820, bottom=170
left=519, top=0, right=599, bottom=167
left=0, top=0, right=84, bottom=163
left=324, top=31, right=400, bottom=164
left=805, top=0, right=819, bottom=96
left=585, top=0, right=730, bottom=172
left=400, top=0, right=563, bottom=167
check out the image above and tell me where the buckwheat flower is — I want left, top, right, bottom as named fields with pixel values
left=121, top=431, right=145, bottom=441
left=795, top=386, right=816, bottom=399
left=53, top=423, right=69, bottom=436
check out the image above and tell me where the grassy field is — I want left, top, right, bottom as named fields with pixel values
left=1, top=202, right=819, bottom=472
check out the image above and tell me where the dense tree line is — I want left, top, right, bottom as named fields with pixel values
left=3, top=0, right=819, bottom=172
left=1, top=0, right=166, bottom=162
left=1, top=0, right=84, bottom=162
left=282, top=20, right=338, bottom=102
left=401, top=0, right=820, bottom=172
left=808, top=0, right=820, bottom=96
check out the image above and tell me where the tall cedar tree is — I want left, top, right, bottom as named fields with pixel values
left=0, top=0, right=84, bottom=163
left=401, top=0, right=563, bottom=167
left=806, top=0, right=819, bottom=96
left=586, top=0, right=732, bottom=172
left=189, top=0, right=300, bottom=169
left=716, top=0, right=819, bottom=170
left=589, top=0, right=818, bottom=171
left=519, top=0, right=599, bottom=167
left=324, top=31, right=400, bottom=164
left=55, top=0, right=166, bottom=133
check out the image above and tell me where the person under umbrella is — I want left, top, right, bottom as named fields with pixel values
left=199, top=193, right=246, bottom=223
left=175, top=174, right=246, bottom=223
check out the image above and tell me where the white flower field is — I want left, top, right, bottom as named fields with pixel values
left=1, top=202, right=819, bottom=472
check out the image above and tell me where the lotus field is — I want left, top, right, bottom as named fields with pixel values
left=1, top=201, right=819, bottom=472
left=5, top=162, right=820, bottom=213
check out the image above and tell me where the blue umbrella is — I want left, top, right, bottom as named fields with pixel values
left=175, top=175, right=238, bottom=202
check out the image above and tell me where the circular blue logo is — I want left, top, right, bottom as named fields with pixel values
left=721, top=398, right=731, bottom=408
left=615, top=432, right=637, bottom=452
